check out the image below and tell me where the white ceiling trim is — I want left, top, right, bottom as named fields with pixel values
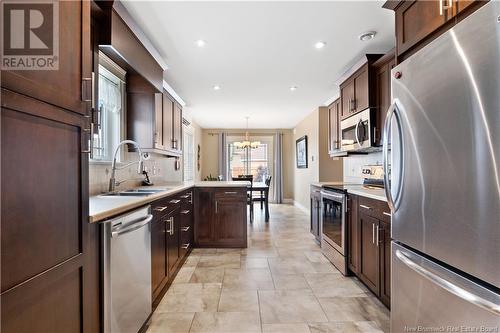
left=163, top=80, right=186, bottom=107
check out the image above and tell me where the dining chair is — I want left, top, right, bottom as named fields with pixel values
left=232, top=176, right=254, bottom=222
left=252, top=175, right=271, bottom=210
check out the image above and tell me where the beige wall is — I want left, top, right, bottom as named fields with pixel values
left=293, top=109, right=320, bottom=210
left=200, top=128, right=295, bottom=200
left=191, top=120, right=203, bottom=182
left=293, top=107, right=343, bottom=210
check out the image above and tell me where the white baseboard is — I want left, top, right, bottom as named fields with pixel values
left=293, top=200, right=310, bottom=214
left=282, top=198, right=294, bottom=204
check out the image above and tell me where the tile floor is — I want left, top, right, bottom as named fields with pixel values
left=147, top=204, right=390, bottom=333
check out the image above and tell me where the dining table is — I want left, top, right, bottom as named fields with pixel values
left=250, top=181, right=270, bottom=222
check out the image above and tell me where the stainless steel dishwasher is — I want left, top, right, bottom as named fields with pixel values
left=102, top=205, right=153, bottom=333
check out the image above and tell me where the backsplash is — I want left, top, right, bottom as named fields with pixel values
left=343, top=152, right=383, bottom=184
left=89, top=152, right=182, bottom=195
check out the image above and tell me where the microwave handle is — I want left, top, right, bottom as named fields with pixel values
left=355, top=120, right=361, bottom=147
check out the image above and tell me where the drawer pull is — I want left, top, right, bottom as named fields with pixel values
left=154, top=206, right=168, bottom=212
left=383, top=212, right=391, bottom=217
left=181, top=210, right=190, bottom=215
left=224, top=191, right=237, bottom=194
left=360, top=204, right=371, bottom=210
left=181, top=243, right=190, bottom=249
left=181, top=226, right=190, bottom=232
left=180, top=195, right=190, bottom=198
left=169, top=199, right=181, bottom=204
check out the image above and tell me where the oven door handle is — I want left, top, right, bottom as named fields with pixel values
left=320, top=191, right=345, bottom=202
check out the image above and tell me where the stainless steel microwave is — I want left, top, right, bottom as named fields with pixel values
left=340, top=108, right=373, bottom=153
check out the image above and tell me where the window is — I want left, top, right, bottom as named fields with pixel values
left=91, top=56, right=125, bottom=162
left=183, top=125, right=194, bottom=181
left=227, top=135, right=273, bottom=182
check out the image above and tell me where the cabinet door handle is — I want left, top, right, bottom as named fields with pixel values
left=181, top=226, right=190, bottom=232
left=360, top=204, right=371, bottom=210
left=180, top=210, right=190, bottom=215
left=372, top=223, right=375, bottom=244
left=224, top=191, right=237, bottom=194
left=166, top=217, right=174, bottom=235
left=181, top=243, right=190, bottom=249
left=439, top=0, right=452, bottom=15
left=169, top=199, right=181, bottom=204
left=383, top=212, right=391, bottom=217
left=180, top=194, right=190, bottom=199
left=154, top=206, right=168, bottom=212
left=376, top=224, right=380, bottom=247
left=215, top=201, right=218, bottom=213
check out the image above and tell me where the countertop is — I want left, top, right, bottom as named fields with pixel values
left=344, top=186, right=387, bottom=202
left=311, top=182, right=387, bottom=202
left=89, top=181, right=250, bottom=223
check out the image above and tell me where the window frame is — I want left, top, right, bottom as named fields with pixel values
left=89, top=53, right=126, bottom=164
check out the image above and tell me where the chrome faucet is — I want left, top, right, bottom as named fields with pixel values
left=108, top=140, right=145, bottom=192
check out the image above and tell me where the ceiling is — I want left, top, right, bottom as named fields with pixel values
left=122, top=1, right=395, bottom=129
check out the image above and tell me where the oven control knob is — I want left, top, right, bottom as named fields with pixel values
left=394, top=71, right=402, bottom=79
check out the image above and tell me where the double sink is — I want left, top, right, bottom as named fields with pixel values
left=103, top=188, right=171, bottom=197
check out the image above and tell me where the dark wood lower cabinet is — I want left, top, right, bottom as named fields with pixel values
left=358, top=212, right=381, bottom=294
left=195, top=187, right=247, bottom=248
left=0, top=89, right=99, bottom=332
left=215, top=198, right=247, bottom=247
left=310, top=186, right=321, bottom=243
left=166, top=208, right=181, bottom=278
left=151, top=216, right=167, bottom=296
left=380, top=221, right=391, bottom=308
left=347, top=195, right=359, bottom=274
left=150, top=190, right=194, bottom=308
left=347, top=194, right=391, bottom=308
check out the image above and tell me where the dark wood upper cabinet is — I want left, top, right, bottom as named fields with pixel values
left=127, top=83, right=182, bottom=157
left=1, top=0, right=91, bottom=116
left=341, top=79, right=355, bottom=118
left=97, top=8, right=163, bottom=92
left=384, top=0, right=488, bottom=62
left=328, top=99, right=341, bottom=154
left=373, top=49, right=396, bottom=146
left=163, top=93, right=174, bottom=152
left=339, top=55, right=382, bottom=121
left=354, top=68, right=369, bottom=113
left=172, top=102, right=183, bottom=152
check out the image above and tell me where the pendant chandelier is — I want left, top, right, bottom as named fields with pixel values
left=234, top=117, right=260, bottom=149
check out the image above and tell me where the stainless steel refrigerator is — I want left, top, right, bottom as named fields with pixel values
left=383, top=2, right=500, bottom=330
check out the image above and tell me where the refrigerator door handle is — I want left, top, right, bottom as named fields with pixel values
left=395, top=249, right=500, bottom=316
left=383, top=100, right=401, bottom=211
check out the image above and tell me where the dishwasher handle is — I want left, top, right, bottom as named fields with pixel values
left=111, top=214, right=153, bottom=238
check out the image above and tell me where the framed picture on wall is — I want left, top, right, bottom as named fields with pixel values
left=296, top=135, right=308, bottom=168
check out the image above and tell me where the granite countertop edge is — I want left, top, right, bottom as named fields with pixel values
left=89, top=181, right=250, bottom=223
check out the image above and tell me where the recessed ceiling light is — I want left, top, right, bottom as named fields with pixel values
left=213, top=85, right=221, bottom=91
left=195, top=39, right=206, bottom=47
left=290, top=86, right=298, bottom=91
left=358, top=31, right=376, bottom=41
left=314, top=41, right=326, bottom=49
